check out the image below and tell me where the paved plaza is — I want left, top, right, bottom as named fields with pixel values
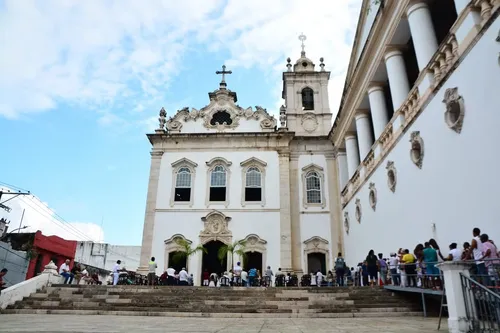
left=0, top=314, right=446, bottom=332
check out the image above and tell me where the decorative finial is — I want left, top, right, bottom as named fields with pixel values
left=286, top=57, right=292, bottom=72
left=319, top=57, right=325, bottom=71
left=298, top=33, right=307, bottom=57
left=158, top=107, right=167, bottom=130
left=215, top=64, right=232, bottom=89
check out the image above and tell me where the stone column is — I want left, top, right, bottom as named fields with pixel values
left=337, top=149, right=349, bottom=190
left=137, top=150, right=163, bottom=274
left=354, top=110, right=373, bottom=160
left=345, top=132, right=360, bottom=178
left=437, top=262, right=473, bottom=333
left=289, top=153, right=302, bottom=273
left=384, top=48, right=411, bottom=110
left=278, top=150, right=292, bottom=272
left=367, top=83, right=390, bottom=139
left=407, top=1, right=439, bottom=71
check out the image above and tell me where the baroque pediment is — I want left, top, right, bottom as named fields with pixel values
left=165, top=88, right=277, bottom=133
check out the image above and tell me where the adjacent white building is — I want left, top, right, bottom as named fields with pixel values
left=75, top=241, right=140, bottom=272
left=138, top=0, right=500, bottom=283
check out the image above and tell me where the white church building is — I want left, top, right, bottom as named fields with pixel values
left=138, top=0, right=500, bottom=284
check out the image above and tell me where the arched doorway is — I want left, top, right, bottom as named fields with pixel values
left=243, top=252, right=262, bottom=272
left=168, top=251, right=187, bottom=272
left=202, top=240, right=227, bottom=276
left=307, top=252, right=326, bottom=274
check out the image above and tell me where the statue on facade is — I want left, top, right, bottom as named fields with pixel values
left=158, top=107, right=167, bottom=130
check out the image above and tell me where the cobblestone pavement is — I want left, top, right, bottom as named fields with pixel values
left=0, top=314, right=445, bottom=333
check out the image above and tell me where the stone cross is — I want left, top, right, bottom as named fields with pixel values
left=299, top=33, right=307, bottom=55
left=216, top=65, right=232, bottom=85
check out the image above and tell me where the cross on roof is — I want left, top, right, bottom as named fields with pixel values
left=216, top=65, right=232, bottom=86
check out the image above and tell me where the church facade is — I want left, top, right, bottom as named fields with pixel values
left=138, top=0, right=500, bottom=282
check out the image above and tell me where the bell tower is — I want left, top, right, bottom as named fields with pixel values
left=281, top=34, right=332, bottom=136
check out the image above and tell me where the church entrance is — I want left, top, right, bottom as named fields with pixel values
left=307, top=252, right=326, bottom=274
left=244, top=252, right=263, bottom=272
left=168, top=251, right=187, bottom=272
left=202, top=240, right=227, bottom=276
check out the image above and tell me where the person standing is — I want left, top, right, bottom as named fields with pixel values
left=178, top=268, right=189, bottom=286
left=148, top=257, right=157, bottom=287
left=471, top=227, right=487, bottom=284
left=365, top=250, right=378, bottom=287
left=378, top=253, right=388, bottom=286
left=112, top=260, right=122, bottom=286
left=334, top=252, right=346, bottom=287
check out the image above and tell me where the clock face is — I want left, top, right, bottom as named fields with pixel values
left=210, top=110, right=233, bottom=126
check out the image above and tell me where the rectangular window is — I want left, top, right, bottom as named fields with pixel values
left=245, top=187, right=261, bottom=202
left=175, top=188, right=191, bottom=202
left=209, top=187, right=226, bottom=202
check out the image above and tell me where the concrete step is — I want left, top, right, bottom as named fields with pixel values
left=0, top=308, right=424, bottom=318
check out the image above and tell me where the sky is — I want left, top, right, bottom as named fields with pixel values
left=0, top=0, right=363, bottom=245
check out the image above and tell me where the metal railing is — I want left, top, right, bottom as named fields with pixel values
left=460, top=273, right=500, bottom=333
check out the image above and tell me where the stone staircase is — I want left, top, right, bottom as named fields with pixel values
left=1, top=285, right=423, bottom=318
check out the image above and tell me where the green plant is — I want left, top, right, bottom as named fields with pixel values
left=171, top=239, right=207, bottom=270
left=218, top=239, right=247, bottom=270
left=367, top=0, right=383, bottom=14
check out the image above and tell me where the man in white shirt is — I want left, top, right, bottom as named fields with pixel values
left=233, top=262, right=242, bottom=285
left=241, top=270, right=248, bottom=287
left=178, top=268, right=189, bottom=286
left=112, top=260, right=122, bottom=286
left=166, top=266, right=176, bottom=286
left=316, top=270, right=323, bottom=287
left=446, top=243, right=462, bottom=261
left=471, top=227, right=487, bottom=283
left=59, top=259, right=74, bottom=284
left=388, top=253, right=400, bottom=286
left=148, top=257, right=157, bottom=287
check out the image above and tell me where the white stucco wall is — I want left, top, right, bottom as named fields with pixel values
left=75, top=241, right=140, bottom=272
left=342, top=20, right=500, bottom=266
left=157, top=151, right=280, bottom=210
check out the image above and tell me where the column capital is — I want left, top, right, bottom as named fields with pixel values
left=367, top=82, right=386, bottom=94
left=337, top=148, right=347, bottom=156
left=407, top=0, right=430, bottom=17
left=354, top=109, right=370, bottom=120
left=150, top=150, right=164, bottom=157
left=384, top=46, right=405, bottom=61
left=345, top=131, right=357, bottom=140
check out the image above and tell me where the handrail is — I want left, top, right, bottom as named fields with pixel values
left=460, top=273, right=500, bottom=299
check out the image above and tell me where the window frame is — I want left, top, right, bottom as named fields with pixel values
left=206, top=157, right=232, bottom=207
left=240, top=157, right=267, bottom=207
left=170, top=158, right=198, bottom=207
left=301, top=164, right=326, bottom=209
left=301, top=87, right=315, bottom=111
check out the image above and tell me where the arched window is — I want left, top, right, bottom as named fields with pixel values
left=245, top=167, right=262, bottom=202
left=302, top=87, right=314, bottom=110
left=209, top=165, right=226, bottom=201
left=174, top=167, right=192, bottom=202
left=305, top=171, right=321, bottom=204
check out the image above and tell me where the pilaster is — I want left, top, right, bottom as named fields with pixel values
left=289, top=153, right=302, bottom=274
left=137, top=150, right=164, bottom=274
left=326, top=153, right=343, bottom=260
left=278, top=150, right=292, bottom=272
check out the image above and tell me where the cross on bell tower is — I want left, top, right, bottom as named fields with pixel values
left=215, top=65, right=232, bottom=89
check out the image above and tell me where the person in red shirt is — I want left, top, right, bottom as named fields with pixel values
left=202, top=269, right=210, bottom=286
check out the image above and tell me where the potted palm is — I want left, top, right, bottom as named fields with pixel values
left=171, top=239, right=207, bottom=270
left=218, top=239, right=247, bottom=270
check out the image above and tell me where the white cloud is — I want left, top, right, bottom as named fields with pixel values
left=0, top=0, right=362, bottom=121
left=0, top=187, right=103, bottom=242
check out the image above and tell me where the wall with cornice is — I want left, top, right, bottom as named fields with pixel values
left=341, top=19, right=500, bottom=265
